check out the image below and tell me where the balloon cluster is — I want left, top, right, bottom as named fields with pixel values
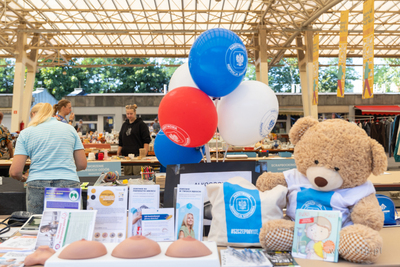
left=155, top=28, right=279, bottom=167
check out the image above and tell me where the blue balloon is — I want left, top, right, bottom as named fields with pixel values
left=154, top=130, right=204, bottom=167
left=189, top=28, right=248, bottom=98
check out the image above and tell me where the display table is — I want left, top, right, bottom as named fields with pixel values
left=1, top=226, right=400, bottom=266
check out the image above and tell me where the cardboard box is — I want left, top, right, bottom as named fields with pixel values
left=155, top=174, right=166, bottom=189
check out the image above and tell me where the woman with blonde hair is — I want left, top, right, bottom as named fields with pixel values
left=30, top=103, right=44, bottom=118
left=178, top=213, right=195, bottom=239
left=117, top=104, right=151, bottom=175
left=10, top=103, right=87, bottom=214
left=53, top=99, right=75, bottom=125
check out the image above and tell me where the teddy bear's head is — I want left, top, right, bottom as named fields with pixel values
left=289, top=117, right=387, bottom=191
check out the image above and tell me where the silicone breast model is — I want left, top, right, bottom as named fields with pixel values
left=165, top=237, right=212, bottom=258
left=111, top=235, right=161, bottom=259
left=58, top=239, right=107, bottom=260
left=24, top=246, right=56, bottom=266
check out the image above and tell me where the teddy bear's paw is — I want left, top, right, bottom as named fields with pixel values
left=259, top=219, right=294, bottom=251
left=339, top=224, right=383, bottom=264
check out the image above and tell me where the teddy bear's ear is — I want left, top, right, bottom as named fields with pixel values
left=370, top=138, right=387, bottom=176
left=289, top=116, right=318, bottom=145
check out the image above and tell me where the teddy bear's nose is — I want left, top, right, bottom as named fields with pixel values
left=314, top=177, right=328, bottom=187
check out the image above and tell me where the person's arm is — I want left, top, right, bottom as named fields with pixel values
left=178, top=230, right=185, bottom=239
left=117, top=146, right=122, bottom=156
left=143, top=143, right=149, bottom=156
left=7, top=141, right=14, bottom=158
left=9, top=155, right=28, bottom=182
left=74, top=149, right=87, bottom=171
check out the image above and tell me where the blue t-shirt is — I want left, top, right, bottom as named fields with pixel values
left=15, top=117, right=84, bottom=182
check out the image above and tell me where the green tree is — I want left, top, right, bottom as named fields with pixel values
left=374, top=58, right=400, bottom=92
left=318, top=58, right=360, bottom=92
left=0, top=59, right=15, bottom=93
left=268, top=58, right=300, bottom=92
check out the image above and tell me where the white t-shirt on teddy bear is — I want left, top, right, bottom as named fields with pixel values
left=284, top=168, right=376, bottom=227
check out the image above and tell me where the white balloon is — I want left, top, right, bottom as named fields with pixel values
left=168, top=62, right=199, bottom=91
left=217, top=81, right=279, bottom=146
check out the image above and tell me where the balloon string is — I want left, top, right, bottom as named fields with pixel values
left=223, top=143, right=229, bottom=162
left=214, top=98, right=219, bottom=162
left=200, top=146, right=206, bottom=163
left=205, top=143, right=211, bottom=163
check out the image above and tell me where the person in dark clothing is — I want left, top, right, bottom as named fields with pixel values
left=117, top=104, right=151, bottom=175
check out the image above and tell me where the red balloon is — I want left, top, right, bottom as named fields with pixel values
left=159, top=86, right=217, bottom=147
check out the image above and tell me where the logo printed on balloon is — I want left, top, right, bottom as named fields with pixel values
left=225, top=43, right=247, bottom=77
left=259, top=109, right=279, bottom=137
left=162, top=124, right=191, bottom=147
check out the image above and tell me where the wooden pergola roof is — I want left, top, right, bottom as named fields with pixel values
left=1, top=0, right=399, bottom=68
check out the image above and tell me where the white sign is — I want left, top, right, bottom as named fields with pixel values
left=180, top=171, right=252, bottom=201
left=128, top=185, right=160, bottom=237
left=142, top=208, right=175, bottom=242
left=87, top=186, right=128, bottom=243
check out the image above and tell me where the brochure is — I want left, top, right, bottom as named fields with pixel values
left=44, top=187, right=81, bottom=210
left=141, top=208, right=175, bottom=241
left=87, top=186, right=128, bottom=243
left=35, top=210, right=97, bottom=251
left=128, top=185, right=160, bottom=237
left=0, top=236, right=37, bottom=253
left=0, top=251, right=33, bottom=267
left=292, top=209, right=342, bottom=262
left=175, top=184, right=204, bottom=240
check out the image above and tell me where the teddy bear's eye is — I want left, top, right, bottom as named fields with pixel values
left=334, top=167, right=340, bottom=171
left=314, top=160, right=319, bottom=164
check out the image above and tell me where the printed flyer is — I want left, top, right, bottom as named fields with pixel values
left=35, top=210, right=96, bottom=251
left=44, top=187, right=81, bottom=210
left=175, top=184, right=204, bottom=240
left=128, top=185, right=160, bottom=237
left=141, top=208, right=174, bottom=241
left=87, top=186, right=128, bottom=243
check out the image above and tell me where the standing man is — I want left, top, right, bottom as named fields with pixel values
left=153, top=118, right=160, bottom=134
left=0, top=112, right=13, bottom=159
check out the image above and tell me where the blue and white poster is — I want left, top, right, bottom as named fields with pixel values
left=175, top=185, right=204, bottom=240
left=44, top=187, right=81, bottom=210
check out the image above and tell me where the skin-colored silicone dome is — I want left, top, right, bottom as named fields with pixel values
left=58, top=239, right=107, bottom=260
left=24, top=246, right=56, bottom=266
left=165, top=237, right=212, bottom=258
left=111, top=235, right=161, bottom=259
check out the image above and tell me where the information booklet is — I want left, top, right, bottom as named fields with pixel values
left=87, top=186, right=128, bottom=243
left=141, top=208, right=175, bottom=241
left=35, top=210, right=97, bottom=251
left=175, top=184, right=204, bottom=240
left=128, top=185, right=160, bottom=237
left=44, top=187, right=82, bottom=210
left=0, top=236, right=37, bottom=253
left=0, top=251, right=32, bottom=267
left=292, top=209, right=342, bottom=262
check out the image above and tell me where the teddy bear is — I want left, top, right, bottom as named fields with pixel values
left=256, top=117, right=387, bottom=264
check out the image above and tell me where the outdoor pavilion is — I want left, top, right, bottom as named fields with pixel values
left=1, top=0, right=400, bottom=132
